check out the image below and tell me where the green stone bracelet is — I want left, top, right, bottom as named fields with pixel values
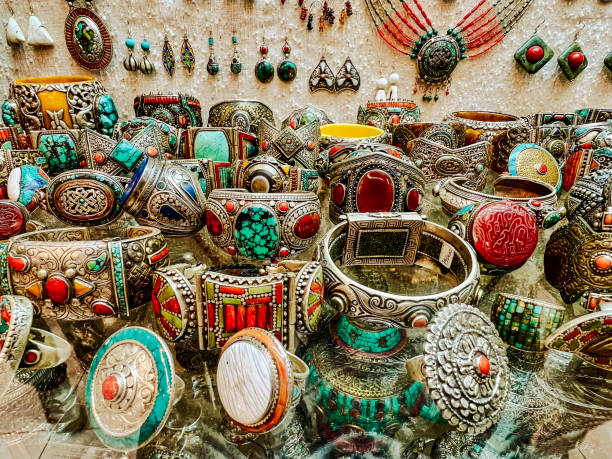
left=491, top=293, right=565, bottom=352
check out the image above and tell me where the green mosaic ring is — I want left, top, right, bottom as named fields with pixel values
left=86, top=326, right=178, bottom=451
left=491, top=293, right=565, bottom=352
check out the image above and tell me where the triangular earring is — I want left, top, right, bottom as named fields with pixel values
left=6, top=17, right=25, bottom=45
left=335, top=56, right=360, bottom=92
left=27, top=15, right=54, bottom=47
left=309, top=57, right=335, bottom=93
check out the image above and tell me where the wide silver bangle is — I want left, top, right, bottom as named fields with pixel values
left=319, top=213, right=480, bottom=328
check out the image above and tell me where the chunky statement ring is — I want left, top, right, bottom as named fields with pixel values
left=258, top=119, right=320, bottom=169
left=402, top=137, right=491, bottom=191
left=319, top=124, right=390, bottom=151
left=217, top=328, right=309, bottom=434
left=205, top=189, right=321, bottom=260
left=405, top=303, right=510, bottom=435
left=0, top=148, right=44, bottom=193
left=0, top=295, right=72, bottom=397
left=113, top=117, right=181, bottom=158
left=448, top=200, right=539, bottom=274
left=508, top=143, right=562, bottom=192
left=491, top=293, right=565, bottom=352
left=544, top=217, right=612, bottom=304
left=1, top=226, right=168, bottom=320
left=392, top=121, right=466, bottom=151
left=208, top=100, right=275, bottom=135
left=356, top=100, right=420, bottom=131
left=433, top=175, right=562, bottom=229
left=152, top=260, right=324, bottom=352
left=134, top=93, right=203, bottom=128
left=233, top=155, right=321, bottom=193
left=565, top=169, right=612, bottom=231
left=87, top=326, right=183, bottom=451
left=329, top=149, right=425, bottom=222
left=9, top=166, right=126, bottom=227
left=0, top=200, right=29, bottom=239
left=282, top=105, right=332, bottom=129
left=320, top=213, right=480, bottom=328
left=121, top=157, right=207, bottom=236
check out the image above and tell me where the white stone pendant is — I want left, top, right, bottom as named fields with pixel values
left=6, top=17, right=25, bottom=45
left=27, top=15, right=54, bottom=47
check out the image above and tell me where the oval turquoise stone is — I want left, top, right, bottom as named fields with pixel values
left=234, top=206, right=279, bottom=259
left=255, top=60, right=274, bottom=83
left=277, top=60, right=296, bottom=82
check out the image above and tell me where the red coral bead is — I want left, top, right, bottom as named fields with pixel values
left=206, top=210, right=223, bottom=236
left=568, top=52, right=584, bottom=70
left=102, top=375, right=120, bottom=401
left=45, top=276, right=70, bottom=304
left=294, top=212, right=321, bottom=239
left=525, top=45, right=544, bottom=63
left=356, top=170, right=394, bottom=212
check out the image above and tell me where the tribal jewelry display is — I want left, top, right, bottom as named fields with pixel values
left=64, top=0, right=113, bottom=70
left=134, top=94, right=203, bottom=128
left=363, top=0, right=534, bottom=99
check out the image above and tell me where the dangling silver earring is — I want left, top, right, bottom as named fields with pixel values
left=123, top=37, right=138, bottom=71
left=139, top=39, right=154, bottom=74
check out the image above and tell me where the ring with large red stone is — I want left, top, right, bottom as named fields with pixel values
left=0, top=200, right=29, bottom=239
left=468, top=200, right=539, bottom=270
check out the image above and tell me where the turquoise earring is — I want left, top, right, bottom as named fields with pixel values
left=140, top=39, right=154, bottom=74
left=123, top=37, right=139, bottom=71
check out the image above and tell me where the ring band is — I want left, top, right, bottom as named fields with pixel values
left=233, top=155, right=321, bottom=194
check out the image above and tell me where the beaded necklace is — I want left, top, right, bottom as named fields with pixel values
left=364, top=0, right=534, bottom=100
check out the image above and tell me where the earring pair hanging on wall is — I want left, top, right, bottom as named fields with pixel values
left=255, top=38, right=296, bottom=83
left=309, top=56, right=359, bottom=92
left=160, top=35, right=196, bottom=77
left=123, top=37, right=154, bottom=74
left=5, top=4, right=53, bottom=47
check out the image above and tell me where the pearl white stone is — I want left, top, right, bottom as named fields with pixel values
left=217, top=341, right=273, bottom=426
left=6, top=17, right=25, bottom=45
left=27, top=16, right=54, bottom=47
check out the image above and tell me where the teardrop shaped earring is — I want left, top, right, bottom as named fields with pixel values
left=255, top=38, right=274, bottom=83
left=6, top=12, right=25, bottom=46
left=277, top=39, right=297, bottom=82
left=123, top=37, right=139, bottom=71
left=162, top=35, right=175, bottom=77
left=230, top=32, right=242, bottom=74
left=207, top=32, right=219, bottom=76
left=181, top=34, right=195, bottom=75
left=27, top=14, right=53, bottom=47
left=139, top=39, right=154, bottom=74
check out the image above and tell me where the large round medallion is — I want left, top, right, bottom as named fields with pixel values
left=417, top=36, right=460, bottom=83
left=469, top=201, right=538, bottom=268
left=508, top=143, right=561, bottom=192
left=86, top=327, right=176, bottom=451
left=64, top=7, right=113, bottom=70
left=356, top=170, right=395, bottom=212
left=234, top=206, right=279, bottom=259
left=424, top=303, right=509, bottom=435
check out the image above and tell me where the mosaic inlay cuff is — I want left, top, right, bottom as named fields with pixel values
left=121, top=157, right=207, bottom=237
left=152, top=261, right=324, bottom=352
left=113, top=117, right=181, bottom=158
left=491, top=293, right=565, bottom=352
left=544, top=217, right=612, bottom=304
left=329, top=149, right=425, bottom=223
left=134, top=93, right=203, bottom=128
left=402, top=137, right=491, bottom=191
left=1, top=226, right=169, bottom=320
left=233, top=155, right=321, bottom=193
left=448, top=200, right=539, bottom=275
left=208, top=100, right=274, bottom=135
left=356, top=100, right=420, bottom=131
left=320, top=213, right=480, bottom=328
left=205, top=189, right=321, bottom=260
left=434, top=175, right=562, bottom=229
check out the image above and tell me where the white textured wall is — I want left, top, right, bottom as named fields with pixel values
left=0, top=0, right=611, bottom=123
